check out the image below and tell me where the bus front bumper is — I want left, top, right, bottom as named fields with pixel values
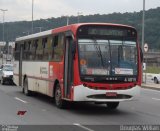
left=73, top=85, right=141, bottom=102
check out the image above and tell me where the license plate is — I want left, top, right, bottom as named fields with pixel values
left=106, top=92, right=117, bottom=97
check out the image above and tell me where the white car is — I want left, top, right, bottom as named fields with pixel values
left=152, top=73, right=160, bottom=84
left=0, top=64, right=13, bottom=85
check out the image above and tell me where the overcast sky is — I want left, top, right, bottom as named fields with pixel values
left=0, top=0, right=160, bottom=22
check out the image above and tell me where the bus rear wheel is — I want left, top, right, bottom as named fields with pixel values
left=23, top=78, right=32, bottom=96
left=154, top=77, right=159, bottom=84
left=54, top=83, right=67, bottom=109
left=106, top=102, right=119, bottom=110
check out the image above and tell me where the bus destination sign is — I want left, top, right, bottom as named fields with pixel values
left=77, top=25, right=137, bottom=38
left=88, top=28, right=125, bottom=37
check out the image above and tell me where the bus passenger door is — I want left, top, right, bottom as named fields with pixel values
left=64, top=35, right=74, bottom=98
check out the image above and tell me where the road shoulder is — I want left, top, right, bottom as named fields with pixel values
left=141, top=83, right=160, bottom=91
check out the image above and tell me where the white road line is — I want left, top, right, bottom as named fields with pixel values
left=14, top=97, right=28, bottom=103
left=73, top=123, right=94, bottom=131
left=152, top=98, right=160, bottom=101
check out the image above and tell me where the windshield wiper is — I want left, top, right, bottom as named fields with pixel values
left=93, top=39, right=105, bottom=69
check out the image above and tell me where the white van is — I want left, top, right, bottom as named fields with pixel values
left=0, top=64, right=13, bottom=85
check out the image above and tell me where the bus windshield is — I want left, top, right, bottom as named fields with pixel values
left=78, top=39, right=137, bottom=77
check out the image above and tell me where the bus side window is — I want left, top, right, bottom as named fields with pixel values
left=54, top=35, right=58, bottom=47
left=23, top=41, right=27, bottom=60
left=53, top=34, right=64, bottom=61
left=27, top=41, right=32, bottom=60
left=15, top=43, right=20, bottom=60
left=27, top=41, right=31, bottom=60
left=42, top=37, right=48, bottom=60
left=51, top=37, right=55, bottom=59
left=35, top=39, right=42, bottom=60
left=48, top=37, right=53, bottom=60
left=30, top=40, right=37, bottom=60
left=43, top=36, right=54, bottom=61
left=23, top=41, right=26, bottom=50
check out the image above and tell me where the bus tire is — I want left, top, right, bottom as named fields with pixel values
left=54, top=83, right=67, bottom=109
left=154, top=77, right=159, bottom=84
left=106, top=102, right=119, bottom=110
left=23, top=78, right=32, bottom=96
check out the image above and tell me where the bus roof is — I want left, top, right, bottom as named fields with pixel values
left=16, top=23, right=135, bottom=42
left=16, top=30, right=52, bottom=42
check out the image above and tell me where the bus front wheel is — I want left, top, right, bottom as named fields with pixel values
left=106, top=102, right=119, bottom=110
left=55, top=83, right=67, bottom=109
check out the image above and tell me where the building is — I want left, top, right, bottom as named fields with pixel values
left=0, top=41, right=15, bottom=64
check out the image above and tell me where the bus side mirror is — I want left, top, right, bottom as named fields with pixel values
left=140, top=48, right=143, bottom=63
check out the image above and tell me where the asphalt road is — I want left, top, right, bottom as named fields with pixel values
left=0, top=84, right=160, bottom=131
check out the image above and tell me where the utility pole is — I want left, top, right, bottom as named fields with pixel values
left=0, top=9, right=8, bottom=64
left=32, top=0, right=34, bottom=33
left=141, top=0, right=145, bottom=83
left=142, top=0, right=145, bottom=52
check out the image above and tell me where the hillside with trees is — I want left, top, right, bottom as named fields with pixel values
left=0, top=7, right=160, bottom=50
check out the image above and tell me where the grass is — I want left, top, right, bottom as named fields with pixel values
left=144, top=66, right=160, bottom=74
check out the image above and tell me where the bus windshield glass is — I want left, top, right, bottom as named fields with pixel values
left=78, top=39, right=137, bottom=76
left=77, top=26, right=138, bottom=82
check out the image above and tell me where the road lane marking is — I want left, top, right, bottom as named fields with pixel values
left=152, top=98, right=160, bottom=101
left=14, top=97, right=28, bottom=103
left=73, top=123, right=94, bottom=131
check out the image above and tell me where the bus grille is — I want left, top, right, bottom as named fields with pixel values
left=87, top=94, right=132, bottom=99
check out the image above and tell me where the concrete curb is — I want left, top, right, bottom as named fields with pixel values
left=141, top=85, right=160, bottom=91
